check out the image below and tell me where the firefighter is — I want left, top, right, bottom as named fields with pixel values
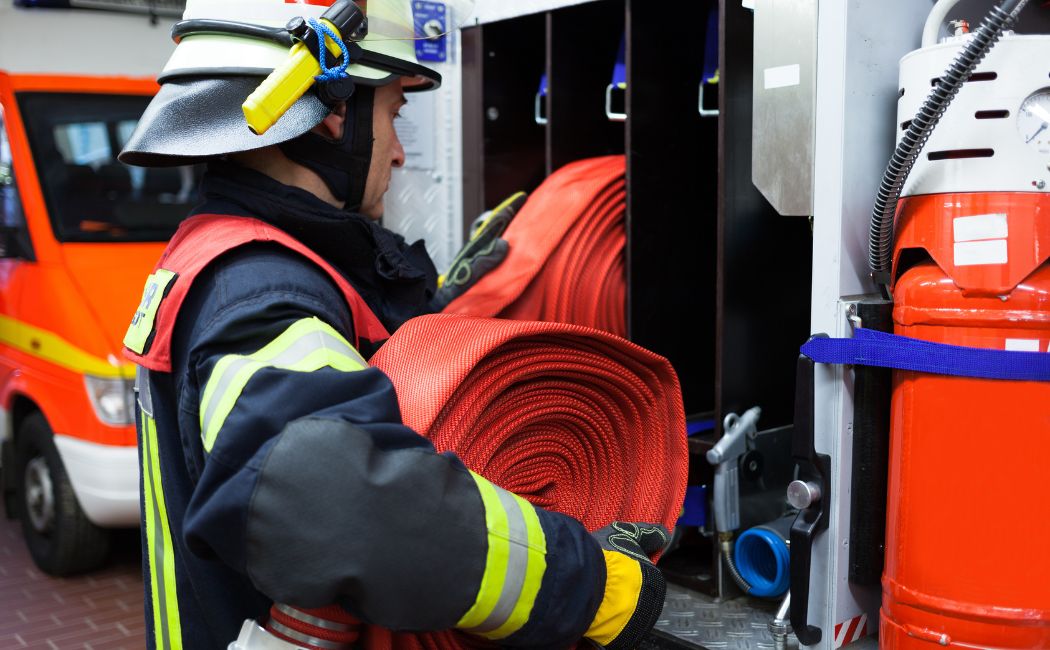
left=119, top=1, right=668, bottom=648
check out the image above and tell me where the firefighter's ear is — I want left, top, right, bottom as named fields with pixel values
left=318, top=102, right=348, bottom=140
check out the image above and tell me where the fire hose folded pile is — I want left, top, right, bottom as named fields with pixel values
left=361, top=313, right=688, bottom=650
left=444, top=155, right=627, bottom=337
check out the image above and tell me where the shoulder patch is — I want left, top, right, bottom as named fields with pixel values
left=124, top=269, right=178, bottom=355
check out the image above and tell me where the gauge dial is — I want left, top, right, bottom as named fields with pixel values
left=1018, top=90, right=1050, bottom=155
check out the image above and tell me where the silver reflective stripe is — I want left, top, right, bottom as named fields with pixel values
left=200, top=329, right=362, bottom=439
left=465, top=486, right=531, bottom=634
left=274, top=604, right=353, bottom=632
left=267, top=619, right=351, bottom=650
left=143, top=413, right=171, bottom=650
left=137, top=365, right=154, bottom=417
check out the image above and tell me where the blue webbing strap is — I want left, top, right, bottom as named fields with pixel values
left=801, top=328, right=1050, bottom=382
left=611, top=35, right=626, bottom=89
left=309, top=18, right=351, bottom=82
left=702, top=4, right=719, bottom=84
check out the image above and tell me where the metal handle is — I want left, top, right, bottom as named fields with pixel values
left=605, top=84, right=627, bottom=122
left=698, top=81, right=719, bottom=118
left=534, top=92, right=548, bottom=126
left=790, top=341, right=831, bottom=646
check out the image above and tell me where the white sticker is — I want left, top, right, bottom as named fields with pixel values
left=741, top=0, right=756, bottom=8
left=394, top=90, right=437, bottom=172
left=954, top=214, right=1008, bottom=243
left=763, top=64, right=801, bottom=90
left=954, top=240, right=1008, bottom=266
left=1005, top=339, right=1041, bottom=352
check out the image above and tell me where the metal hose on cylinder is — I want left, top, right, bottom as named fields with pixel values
left=869, top=0, right=1029, bottom=295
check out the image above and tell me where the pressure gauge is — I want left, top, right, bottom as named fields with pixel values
left=1018, top=89, right=1050, bottom=156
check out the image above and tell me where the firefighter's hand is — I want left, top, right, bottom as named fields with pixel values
left=585, top=522, right=669, bottom=650
left=430, top=192, right=527, bottom=312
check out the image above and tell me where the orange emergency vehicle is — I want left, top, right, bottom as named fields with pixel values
left=0, top=64, right=200, bottom=574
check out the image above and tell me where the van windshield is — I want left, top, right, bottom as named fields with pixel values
left=17, top=92, right=203, bottom=243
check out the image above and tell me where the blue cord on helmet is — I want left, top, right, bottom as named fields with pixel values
left=308, top=18, right=351, bottom=82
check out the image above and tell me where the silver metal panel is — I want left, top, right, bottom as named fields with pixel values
left=654, top=584, right=798, bottom=650
left=385, top=30, right=464, bottom=272
left=809, top=0, right=931, bottom=648
left=898, top=35, right=1050, bottom=196
left=751, top=0, right=816, bottom=217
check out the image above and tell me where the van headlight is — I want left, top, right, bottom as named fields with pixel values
left=84, top=376, right=136, bottom=427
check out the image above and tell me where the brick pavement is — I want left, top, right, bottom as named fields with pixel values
left=0, top=517, right=145, bottom=649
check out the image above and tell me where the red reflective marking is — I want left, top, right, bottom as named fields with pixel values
left=844, top=616, right=862, bottom=643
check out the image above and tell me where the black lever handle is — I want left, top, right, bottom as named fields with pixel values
left=790, top=338, right=832, bottom=646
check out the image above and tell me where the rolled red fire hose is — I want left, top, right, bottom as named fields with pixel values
left=444, top=155, right=627, bottom=337
left=266, top=157, right=680, bottom=649
left=361, top=314, right=687, bottom=650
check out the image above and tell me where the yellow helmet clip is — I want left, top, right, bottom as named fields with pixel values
left=242, top=1, right=365, bottom=136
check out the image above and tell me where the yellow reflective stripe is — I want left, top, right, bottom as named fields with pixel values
left=141, top=411, right=183, bottom=649
left=457, top=473, right=510, bottom=630
left=486, top=491, right=547, bottom=639
left=199, top=318, right=367, bottom=453
left=124, top=269, right=177, bottom=355
left=457, top=472, right=547, bottom=640
left=0, top=314, right=133, bottom=379
left=585, top=550, right=643, bottom=645
left=141, top=411, right=164, bottom=649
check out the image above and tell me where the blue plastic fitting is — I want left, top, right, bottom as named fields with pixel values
left=734, top=525, right=790, bottom=598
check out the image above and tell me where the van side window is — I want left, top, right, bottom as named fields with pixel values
left=0, top=105, right=32, bottom=260
left=17, top=92, right=202, bottom=244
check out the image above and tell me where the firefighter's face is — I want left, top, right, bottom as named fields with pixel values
left=361, top=82, right=408, bottom=220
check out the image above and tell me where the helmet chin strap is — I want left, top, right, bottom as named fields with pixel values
left=279, top=85, right=375, bottom=212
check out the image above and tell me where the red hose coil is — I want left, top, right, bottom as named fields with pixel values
left=360, top=314, right=687, bottom=650
left=444, top=155, right=627, bottom=337
left=272, top=157, right=682, bottom=650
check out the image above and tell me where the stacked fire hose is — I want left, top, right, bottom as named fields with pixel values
left=245, top=156, right=685, bottom=650
left=444, top=155, right=628, bottom=337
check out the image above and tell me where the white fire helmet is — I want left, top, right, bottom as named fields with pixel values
left=120, top=0, right=473, bottom=167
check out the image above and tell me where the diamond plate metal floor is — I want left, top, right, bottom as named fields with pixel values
left=646, top=585, right=881, bottom=650
left=648, top=584, right=798, bottom=650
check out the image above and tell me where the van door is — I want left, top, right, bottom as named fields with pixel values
left=0, top=101, right=32, bottom=510
left=0, top=103, right=33, bottom=392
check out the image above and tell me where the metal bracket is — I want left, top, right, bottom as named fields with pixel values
left=699, top=81, right=719, bottom=118
left=605, top=83, right=627, bottom=122
left=789, top=344, right=831, bottom=646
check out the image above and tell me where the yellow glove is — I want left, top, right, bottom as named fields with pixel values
left=430, top=192, right=527, bottom=312
left=586, top=523, right=669, bottom=649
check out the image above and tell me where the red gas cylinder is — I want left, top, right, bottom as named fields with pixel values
left=881, top=192, right=1050, bottom=648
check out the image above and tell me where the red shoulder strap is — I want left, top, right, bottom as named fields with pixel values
left=123, top=214, right=390, bottom=372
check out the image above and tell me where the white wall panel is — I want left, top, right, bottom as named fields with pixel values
left=0, top=6, right=176, bottom=77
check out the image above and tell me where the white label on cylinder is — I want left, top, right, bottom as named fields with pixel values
left=1005, top=339, right=1041, bottom=352
left=953, top=213, right=1008, bottom=242
left=954, top=240, right=1008, bottom=266
left=763, top=64, right=801, bottom=90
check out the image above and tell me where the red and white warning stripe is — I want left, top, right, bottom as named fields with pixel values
left=834, top=613, right=870, bottom=648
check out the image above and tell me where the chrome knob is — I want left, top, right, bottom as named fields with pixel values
left=787, top=480, right=822, bottom=510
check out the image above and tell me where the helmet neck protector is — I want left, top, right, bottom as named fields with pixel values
left=278, top=86, right=376, bottom=211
